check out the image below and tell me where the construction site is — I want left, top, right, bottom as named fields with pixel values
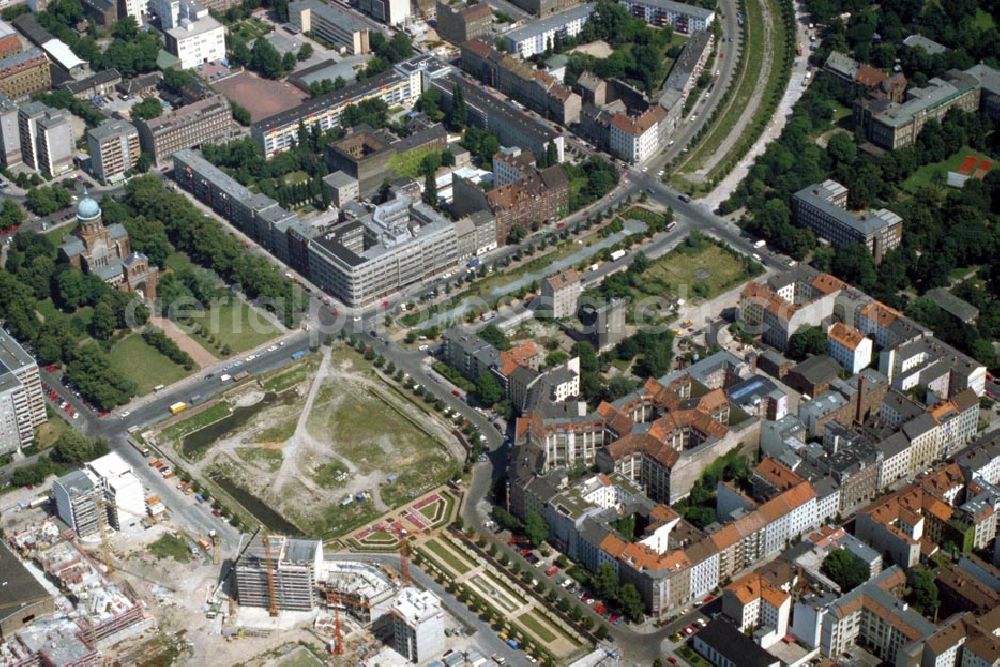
left=149, top=344, right=465, bottom=539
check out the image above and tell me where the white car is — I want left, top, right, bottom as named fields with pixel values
left=267, top=345, right=278, bottom=352
left=120, top=411, right=131, bottom=419
left=245, top=354, right=256, bottom=361
left=352, top=315, right=362, bottom=322
left=418, top=344, right=429, bottom=352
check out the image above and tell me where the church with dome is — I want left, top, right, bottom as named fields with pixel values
left=58, top=194, right=159, bottom=299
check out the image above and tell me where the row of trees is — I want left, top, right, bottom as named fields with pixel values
left=24, top=186, right=71, bottom=216
left=229, top=33, right=298, bottom=80
left=142, top=327, right=196, bottom=370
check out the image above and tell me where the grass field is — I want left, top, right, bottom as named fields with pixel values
left=160, top=402, right=232, bottom=443
left=901, top=146, right=993, bottom=194
left=975, top=8, right=995, bottom=29
left=261, top=356, right=320, bottom=392
left=229, top=17, right=271, bottom=41
left=35, top=410, right=70, bottom=449
left=281, top=171, right=310, bottom=186
left=35, top=298, right=93, bottom=329
left=253, top=415, right=298, bottom=444
left=149, top=533, right=191, bottom=563
left=186, top=300, right=281, bottom=356
left=424, top=538, right=473, bottom=575
left=235, top=446, right=283, bottom=471
left=645, top=243, right=758, bottom=299
left=312, top=460, right=349, bottom=488
left=517, top=612, right=559, bottom=643
left=109, top=333, right=191, bottom=395
left=387, top=146, right=442, bottom=178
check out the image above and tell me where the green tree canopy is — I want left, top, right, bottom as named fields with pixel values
left=821, top=549, right=869, bottom=593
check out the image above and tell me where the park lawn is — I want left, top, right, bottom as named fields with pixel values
left=261, top=356, right=320, bottom=392
left=424, top=538, right=473, bottom=575
left=35, top=411, right=70, bottom=449
left=901, top=146, right=993, bottom=194
left=975, top=8, right=995, bottom=29
left=380, top=453, right=458, bottom=508
left=186, top=300, right=281, bottom=356
left=282, top=171, right=310, bottom=186
left=304, top=499, right=381, bottom=538
left=41, top=222, right=74, bottom=245
left=149, top=533, right=191, bottom=563
left=109, top=333, right=190, bottom=395
left=253, top=415, right=298, bottom=443
left=387, top=145, right=442, bottom=178
left=34, top=298, right=60, bottom=321
left=235, top=446, right=283, bottom=471
left=230, top=17, right=271, bottom=41
left=164, top=251, right=195, bottom=274
left=160, top=401, right=232, bottom=442
left=517, top=612, right=559, bottom=643
left=634, top=242, right=759, bottom=301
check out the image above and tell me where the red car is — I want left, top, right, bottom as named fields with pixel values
left=519, top=548, right=531, bottom=556
left=544, top=565, right=558, bottom=576
left=451, top=389, right=461, bottom=398
left=667, top=658, right=677, bottom=665
left=704, top=594, right=715, bottom=602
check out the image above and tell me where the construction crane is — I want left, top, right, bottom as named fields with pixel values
left=261, top=533, right=280, bottom=617
left=211, top=528, right=221, bottom=565
left=399, top=538, right=411, bottom=587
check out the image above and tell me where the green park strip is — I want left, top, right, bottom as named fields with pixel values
left=423, top=538, right=473, bottom=575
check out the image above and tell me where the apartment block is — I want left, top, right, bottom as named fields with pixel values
left=0, top=19, right=20, bottom=58
left=792, top=180, right=902, bottom=263
left=460, top=38, right=582, bottom=125
left=52, top=470, right=102, bottom=538
left=0, top=93, right=20, bottom=166
left=540, top=268, right=582, bottom=319
left=235, top=534, right=322, bottom=612
left=737, top=267, right=845, bottom=351
left=856, top=69, right=981, bottom=150
left=879, top=335, right=987, bottom=398
left=721, top=571, right=791, bottom=649
left=308, top=194, right=457, bottom=307
left=618, top=0, right=715, bottom=33
left=356, top=0, right=410, bottom=26
left=502, top=3, right=595, bottom=57
left=507, top=0, right=579, bottom=18
left=430, top=70, right=565, bottom=163
left=390, top=587, right=445, bottom=663
left=289, top=0, right=370, bottom=55
left=0, top=328, right=46, bottom=454
left=435, top=0, right=493, bottom=45
left=18, top=101, right=72, bottom=177
left=164, top=3, right=226, bottom=70
left=137, top=95, right=234, bottom=166
left=86, top=118, right=140, bottom=184
left=87, top=453, right=146, bottom=530
left=252, top=64, right=421, bottom=158
left=826, top=322, right=872, bottom=374
left=0, top=48, right=51, bottom=100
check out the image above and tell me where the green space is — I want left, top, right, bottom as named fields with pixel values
left=974, top=8, right=995, bottom=29
left=275, top=647, right=326, bottom=667
left=35, top=298, right=93, bottom=329
left=229, top=17, right=271, bottom=41
left=34, top=298, right=60, bottom=321
left=281, top=171, right=311, bottom=186
left=253, top=415, right=298, bottom=443
left=261, top=356, right=320, bottom=392
left=149, top=533, right=192, bottom=563
left=235, top=446, right=283, bottom=471
left=35, top=409, right=70, bottom=450
left=310, top=499, right=381, bottom=538
left=387, top=145, right=443, bottom=178
left=901, top=146, right=992, bottom=195
left=109, top=333, right=191, bottom=395
left=160, top=402, right=232, bottom=443
left=517, top=612, right=559, bottom=643
left=311, top=461, right=349, bottom=488
left=673, top=0, right=791, bottom=189
left=164, top=251, right=195, bottom=274
left=424, top=538, right=473, bottom=575
left=41, top=223, right=73, bottom=246
left=185, top=300, right=281, bottom=356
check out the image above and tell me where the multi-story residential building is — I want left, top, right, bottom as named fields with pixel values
left=692, top=618, right=781, bottom=667
left=721, top=571, right=791, bottom=649
left=390, top=587, right=445, bottom=663
left=454, top=209, right=497, bottom=260
left=853, top=300, right=927, bottom=351
left=856, top=69, right=981, bottom=150
left=618, top=0, right=715, bottom=33
left=608, top=106, right=667, bottom=164
left=506, top=0, right=578, bottom=18
left=356, top=0, right=410, bottom=26
left=52, top=470, right=102, bottom=538
left=658, top=29, right=713, bottom=110
left=800, top=567, right=937, bottom=663
left=451, top=163, right=568, bottom=244
left=308, top=194, right=457, bottom=306
left=86, top=118, right=140, bottom=184
left=163, top=4, right=226, bottom=70
left=61, top=68, right=121, bottom=100
left=792, top=180, right=903, bottom=263
left=540, top=268, right=582, bottom=319
left=460, top=38, right=582, bottom=125
left=964, top=63, right=1000, bottom=121
left=738, top=267, right=845, bottom=351
left=502, top=3, right=595, bottom=57
left=431, top=70, right=565, bottom=163
left=289, top=0, right=370, bottom=55
left=0, top=48, right=51, bottom=100
left=936, top=565, right=1000, bottom=617
left=435, top=0, right=493, bottom=45
left=879, top=335, right=987, bottom=398
left=929, top=389, right=980, bottom=458
left=826, top=322, right=872, bottom=374
left=0, top=19, right=21, bottom=58
left=0, top=329, right=46, bottom=454
left=235, top=534, right=322, bottom=612
left=492, top=147, right=537, bottom=186
left=136, top=94, right=235, bottom=166
left=725, top=374, right=788, bottom=420
left=252, top=64, right=422, bottom=158
left=0, top=93, right=20, bottom=167
left=325, top=124, right=448, bottom=198
left=17, top=101, right=72, bottom=177
left=173, top=148, right=323, bottom=277
left=917, top=610, right=1000, bottom=667
left=87, top=452, right=146, bottom=531
left=120, top=0, right=146, bottom=24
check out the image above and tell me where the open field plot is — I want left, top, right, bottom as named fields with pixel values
left=184, top=299, right=282, bottom=356
left=901, top=146, right=994, bottom=194
left=109, top=333, right=191, bottom=395
left=149, top=533, right=191, bottom=563
left=35, top=410, right=70, bottom=449
left=213, top=71, right=309, bottom=123
left=423, top=538, right=474, bottom=575
left=160, top=401, right=232, bottom=444
left=228, top=17, right=271, bottom=41
left=387, top=145, right=442, bottom=178
left=155, top=345, right=462, bottom=538
left=645, top=243, right=759, bottom=299
left=517, top=612, right=559, bottom=643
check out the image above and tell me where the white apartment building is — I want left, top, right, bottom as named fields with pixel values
left=608, top=108, right=664, bottom=164
left=18, top=101, right=73, bottom=177
left=53, top=470, right=102, bottom=538
left=164, top=3, right=225, bottom=70
left=87, top=452, right=147, bottom=530
left=618, top=0, right=716, bottom=33
left=391, top=587, right=444, bottom=663
left=0, top=329, right=46, bottom=454
left=721, top=572, right=791, bottom=649
left=827, top=322, right=872, bottom=374
left=502, top=3, right=595, bottom=58
left=121, top=0, right=146, bottom=24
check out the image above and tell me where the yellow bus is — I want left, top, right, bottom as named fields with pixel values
left=169, top=402, right=188, bottom=415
